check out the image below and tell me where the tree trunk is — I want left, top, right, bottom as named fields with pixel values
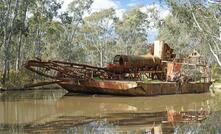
left=35, top=25, right=41, bottom=58
left=191, top=11, right=221, bottom=68
left=2, top=0, right=12, bottom=84
left=2, top=0, right=20, bottom=84
left=15, top=33, right=22, bottom=71
left=209, top=43, right=221, bottom=67
left=100, top=49, right=103, bottom=67
left=16, top=1, right=28, bottom=71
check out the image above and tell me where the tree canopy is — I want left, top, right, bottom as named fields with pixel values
left=158, top=0, right=221, bottom=65
left=0, top=0, right=160, bottom=86
left=0, top=0, right=220, bottom=86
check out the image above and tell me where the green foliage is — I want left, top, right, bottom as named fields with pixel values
left=115, top=7, right=149, bottom=55
left=212, top=64, right=221, bottom=82
left=0, top=0, right=160, bottom=86
left=81, top=8, right=117, bottom=66
left=158, top=0, right=221, bottom=64
left=4, top=69, right=34, bottom=88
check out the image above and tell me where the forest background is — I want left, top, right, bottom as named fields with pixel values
left=0, top=0, right=221, bottom=88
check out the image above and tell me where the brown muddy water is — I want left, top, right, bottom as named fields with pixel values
left=0, top=89, right=214, bottom=134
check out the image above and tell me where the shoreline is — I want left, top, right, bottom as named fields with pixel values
left=0, top=85, right=61, bottom=93
left=211, top=82, right=221, bottom=93
left=1, top=82, right=221, bottom=95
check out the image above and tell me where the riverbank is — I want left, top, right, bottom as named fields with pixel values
left=211, top=82, right=221, bottom=93
left=0, top=85, right=61, bottom=93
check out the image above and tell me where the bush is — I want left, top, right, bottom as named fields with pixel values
left=212, top=64, right=221, bottom=82
left=3, top=69, right=35, bottom=88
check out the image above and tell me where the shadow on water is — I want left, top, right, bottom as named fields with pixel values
left=0, top=89, right=217, bottom=133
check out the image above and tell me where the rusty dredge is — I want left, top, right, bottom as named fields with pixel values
left=25, top=41, right=212, bottom=96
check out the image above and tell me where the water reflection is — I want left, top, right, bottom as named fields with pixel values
left=0, top=90, right=66, bottom=125
left=0, top=89, right=213, bottom=133
left=57, top=93, right=211, bottom=117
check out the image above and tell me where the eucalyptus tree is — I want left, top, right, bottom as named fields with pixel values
left=1, top=0, right=21, bottom=84
left=158, top=11, right=197, bottom=56
left=0, top=0, right=61, bottom=85
left=81, top=8, right=117, bottom=67
left=27, top=0, right=61, bottom=59
left=189, top=0, right=221, bottom=67
left=158, top=0, right=221, bottom=66
left=115, top=7, right=149, bottom=55
left=58, top=0, right=93, bottom=62
left=15, top=0, right=34, bottom=71
left=14, top=0, right=61, bottom=70
left=0, top=0, right=5, bottom=47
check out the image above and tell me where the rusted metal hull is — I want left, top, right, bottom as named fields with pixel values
left=58, top=80, right=211, bottom=96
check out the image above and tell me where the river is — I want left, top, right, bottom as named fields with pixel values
left=0, top=89, right=213, bottom=133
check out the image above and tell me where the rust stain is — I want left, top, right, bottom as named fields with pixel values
left=24, top=41, right=212, bottom=96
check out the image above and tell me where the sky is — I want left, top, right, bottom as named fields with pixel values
left=61, top=0, right=160, bottom=10
left=60, top=0, right=170, bottom=42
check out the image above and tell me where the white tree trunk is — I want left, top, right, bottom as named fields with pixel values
left=16, top=1, right=28, bottom=71
left=191, top=11, right=221, bottom=68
